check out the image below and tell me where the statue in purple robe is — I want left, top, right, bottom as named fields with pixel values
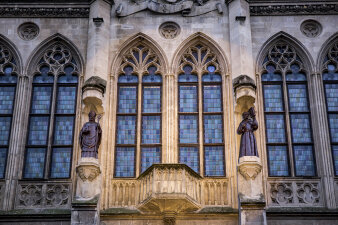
left=79, top=111, right=102, bottom=158
left=237, top=107, right=259, bottom=158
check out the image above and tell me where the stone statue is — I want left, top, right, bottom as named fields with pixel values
left=79, top=111, right=102, bottom=159
left=237, top=107, right=259, bottom=158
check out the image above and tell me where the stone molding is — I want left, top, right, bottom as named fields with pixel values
left=0, top=7, right=90, bottom=18
left=238, top=157, right=262, bottom=180
left=250, top=3, right=338, bottom=16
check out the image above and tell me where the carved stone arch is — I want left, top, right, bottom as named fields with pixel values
left=316, top=32, right=338, bottom=72
left=25, top=33, right=84, bottom=78
left=255, top=31, right=315, bottom=76
left=0, top=34, right=23, bottom=75
left=110, top=32, right=168, bottom=78
left=171, top=32, right=230, bottom=77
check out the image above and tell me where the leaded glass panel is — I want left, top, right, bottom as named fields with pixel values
left=58, top=73, right=78, bottom=84
left=329, top=114, right=338, bottom=143
left=0, top=86, right=15, bottom=114
left=118, top=74, right=138, bottom=83
left=204, top=146, right=224, bottom=176
left=203, top=85, right=222, bottom=112
left=290, top=114, right=312, bottom=143
left=50, top=147, right=71, bottom=178
left=31, top=86, right=52, bottom=114
left=0, top=148, right=7, bottom=178
left=142, top=74, right=162, bottom=83
left=179, top=147, right=199, bottom=173
left=179, top=86, right=197, bottom=112
left=118, top=86, right=137, bottom=113
left=27, top=116, right=49, bottom=145
left=263, top=85, right=284, bottom=112
left=325, top=84, right=338, bottom=112
left=294, top=145, right=315, bottom=176
left=116, top=116, right=136, bottom=144
left=143, top=87, right=161, bottom=113
left=261, top=72, right=282, bottom=82
left=141, top=147, right=161, bottom=172
left=56, top=86, right=76, bottom=114
left=24, top=148, right=46, bottom=178
left=332, top=145, right=338, bottom=175
left=204, top=115, right=223, bottom=144
left=178, top=74, right=198, bottom=82
left=53, top=116, right=74, bottom=145
left=286, top=72, right=307, bottom=81
left=288, top=84, right=309, bottom=112
left=179, top=115, right=198, bottom=144
left=267, top=146, right=289, bottom=176
left=142, top=116, right=161, bottom=144
left=33, top=73, right=54, bottom=84
left=202, top=73, right=222, bottom=82
left=265, top=114, right=286, bottom=143
left=115, top=147, right=135, bottom=177
left=0, top=73, right=17, bottom=84
left=0, top=117, right=11, bottom=145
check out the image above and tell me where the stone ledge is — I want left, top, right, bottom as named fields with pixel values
left=0, top=209, right=70, bottom=218
left=100, top=208, right=141, bottom=215
left=197, top=207, right=238, bottom=214
left=266, top=207, right=338, bottom=216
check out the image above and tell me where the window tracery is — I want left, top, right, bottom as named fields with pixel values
left=115, top=44, right=162, bottom=177
left=322, top=41, right=338, bottom=175
left=0, top=43, right=18, bottom=178
left=24, top=44, right=79, bottom=179
left=178, top=43, right=225, bottom=176
left=261, top=41, right=315, bottom=177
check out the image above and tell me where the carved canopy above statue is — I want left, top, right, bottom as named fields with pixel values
left=116, top=0, right=223, bottom=17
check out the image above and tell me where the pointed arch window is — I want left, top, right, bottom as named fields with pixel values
left=23, top=44, right=79, bottom=179
left=261, top=42, right=316, bottom=177
left=178, top=44, right=225, bottom=176
left=0, top=43, right=18, bottom=178
left=115, top=45, right=162, bottom=178
left=322, top=41, right=338, bottom=175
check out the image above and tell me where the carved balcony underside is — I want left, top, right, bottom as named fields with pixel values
left=109, top=164, right=229, bottom=213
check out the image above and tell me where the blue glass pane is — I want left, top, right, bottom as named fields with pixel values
left=0, top=73, right=17, bottom=83
left=0, top=86, right=15, bottom=114
left=116, top=116, right=136, bottom=144
left=179, top=115, right=198, bottom=144
left=268, top=146, right=289, bottom=176
left=288, top=84, right=309, bottom=112
left=118, top=74, right=138, bottom=83
left=143, top=74, right=162, bottom=83
left=179, top=147, right=199, bottom=173
left=290, top=114, right=312, bottom=143
left=118, top=86, right=137, bottom=113
left=329, top=114, right=338, bottom=143
left=203, top=85, right=222, bottom=112
left=0, top=117, right=11, bottom=145
left=294, top=145, right=315, bottom=176
left=204, top=115, right=223, bottom=144
left=261, top=72, right=282, bottom=82
left=115, top=147, right=135, bottom=177
left=28, top=116, right=49, bottom=145
left=53, top=116, right=74, bottom=145
left=265, top=114, right=286, bottom=143
left=332, top=145, right=338, bottom=175
left=50, top=147, right=71, bottom=178
left=33, top=74, right=54, bottom=84
left=56, top=86, right=76, bottom=114
left=24, top=148, right=46, bottom=178
left=325, top=84, right=338, bottom=111
left=143, top=86, right=161, bottom=113
left=31, top=86, right=52, bottom=114
left=178, top=74, right=198, bottom=83
left=179, top=85, right=197, bottom=112
left=142, top=116, right=161, bottom=144
left=204, top=146, right=224, bottom=176
left=323, top=72, right=338, bottom=81
left=0, top=148, right=7, bottom=178
left=286, top=72, right=307, bottom=81
left=263, top=85, right=283, bottom=112
left=141, top=147, right=161, bottom=173
left=202, top=73, right=222, bottom=82
left=58, top=73, right=78, bottom=83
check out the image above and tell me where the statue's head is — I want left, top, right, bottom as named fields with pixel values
left=242, top=112, right=250, bottom=120
left=88, top=111, right=96, bottom=122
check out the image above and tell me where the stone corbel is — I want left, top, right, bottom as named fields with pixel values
left=233, top=75, right=256, bottom=112
left=82, top=76, right=107, bottom=114
left=238, top=156, right=262, bottom=180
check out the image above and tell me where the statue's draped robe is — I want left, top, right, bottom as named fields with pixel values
left=79, top=122, right=102, bottom=158
left=237, top=119, right=258, bottom=157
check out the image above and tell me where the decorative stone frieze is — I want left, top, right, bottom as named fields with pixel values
left=250, top=3, right=338, bottom=16
left=296, top=182, right=320, bottom=205
left=17, top=22, right=39, bottom=41
left=300, top=20, right=322, bottom=38
left=270, top=183, right=293, bottom=205
left=159, top=22, right=181, bottom=39
left=15, top=182, right=71, bottom=209
left=0, top=7, right=90, bottom=18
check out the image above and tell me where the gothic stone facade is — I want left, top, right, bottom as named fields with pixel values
left=0, top=0, right=338, bottom=224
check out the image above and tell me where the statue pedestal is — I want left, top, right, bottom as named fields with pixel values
left=71, top=158, right=101, bottom=225
left=238, top=156, right=266, bottom=225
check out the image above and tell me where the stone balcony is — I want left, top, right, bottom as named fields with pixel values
left=109, top=164, right=230, bottom=213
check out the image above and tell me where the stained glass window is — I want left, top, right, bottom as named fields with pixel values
left=0, top=43, right=18, bottom=178
left=262, top=42, right=315, bottom=177
left=115, top=45, right=162, bottom=177
left=178, top=43, right=225, bottom=176
left=24, top=44, right=78, bottom=179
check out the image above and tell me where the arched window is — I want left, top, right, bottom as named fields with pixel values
left=178, top=43, right=224, bottom=177
left=322, top=41, right=338, bottom=175
left=115, top=45, right=162, bottom=178
left=0, top=43, right=18, bottom=178
left=23, top=44, right=79, bottom=179
left=261, top=41, right=315, bottom=177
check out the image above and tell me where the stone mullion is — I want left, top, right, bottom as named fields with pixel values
left=135, top=79, right=142, bottom=177
left=165, top=74, right=176, bottom=163
left=3, top=75, right=30, bottom=210
left=198, top=70, right=204, bottom=176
